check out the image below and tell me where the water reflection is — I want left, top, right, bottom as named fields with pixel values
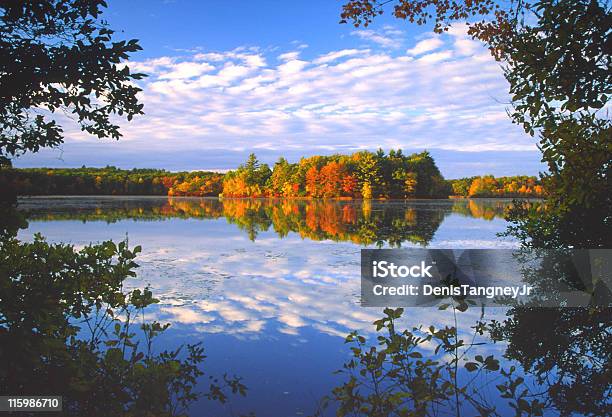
left=0, top=220, right=245, bottom=416
left=16, top=197, right=523, bottom=340
left=316, top=304, right=611, bottom=417
left=19, top=197, right=520, bottom=246
left=15, top=197, right=530, bottom=416
left=314, top=247, right=611, bottom=417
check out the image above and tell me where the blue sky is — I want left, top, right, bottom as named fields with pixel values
left=15, top=0, right=544, bottom=178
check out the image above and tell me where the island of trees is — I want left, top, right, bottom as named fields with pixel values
left=222, top=150, right=450, bottom=198
left=1, top=150, right=545, bottom=199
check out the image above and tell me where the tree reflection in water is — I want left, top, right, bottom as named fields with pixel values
left=314, top=304, right=610, bottom=416
left=19, top=197, right=521, bottom=247
left=0, top=200, right=246, bottom=417
left=13, top=196, right=593, bottom=417
left=487, top=248, right=611, bottom=416
left=314, top=250, right=611, bottom=417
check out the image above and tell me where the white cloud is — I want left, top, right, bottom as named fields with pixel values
left=278, top=51, right=300, bottom=61
left=158, top=61, right=215, bottom=80
left=447, top=25, right=483, bottom=56
left=125, top=56, right=175, bottom=74
left=382, top=25, right=404, bottom=36
left=351, top=29, right=401, bottom=49
left=350, top=25, right=406, bottom=49
left=407, top=37, right=444, bottom=55
left=194, top=52, right=226, bottom=61
left=39, top=31, right=534, bottom=161
left=416, top=50, right=454, bottom=63
left=314, top=49, right=366, bottom=64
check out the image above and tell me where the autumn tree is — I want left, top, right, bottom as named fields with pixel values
left=468, top=176, right=498, bottom=197
left=449, top=176, right=545, bottom=198
left=305, top=165, right=321, bottom=197
left=222, top=154, right=271, bottom=197
left=342, top=174, right=358, bottom=196
left=354, top=151, right=380, bottom=198
left=319, top=161, right=346, bottom=197
left=404, top=172, right=417, bottom=198
left=270, top=157, right=294, bottom=196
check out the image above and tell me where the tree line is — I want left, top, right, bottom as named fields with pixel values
left=0, top=165, right=223, bottom=196
left=2, top=156, right=546, bottom=199
left=448, top=175, right=545, bottom=198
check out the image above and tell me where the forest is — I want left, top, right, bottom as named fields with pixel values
left=0, top=165, right=223, bottom=196
left=1, top=152, right=545, bottom=199
left=448, top=175, right=545, bottom=198
left=222, top=150, right=450, bottom=198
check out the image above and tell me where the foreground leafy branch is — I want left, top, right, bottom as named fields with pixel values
left=315, top=305, right=555, bottom=417
left=0, top=234, right=246, bottom=417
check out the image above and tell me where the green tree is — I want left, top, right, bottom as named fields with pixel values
left=0, top=2, right=247, bottom=414
left=407, top=151, right=447, bottom=197
left=0, top=0, right=145, bottom=160
left=450, top=177, right=473, bottom=197
left=502, top=0, right=611, bottom=248
left=338, top=1, right=611, bottom=414
left=242, top=153, right=271, bottom=188
left=270, top=157, right=293, bottom=195
left=340, top=0, right=611, bottom=243
left=316, top=307, right=548, bottom=417
left=244, top=153, right=260, bottom=182
left=0, top=235, right=246, bottom=416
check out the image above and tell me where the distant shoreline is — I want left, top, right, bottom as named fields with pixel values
left=15, top=194, right=544, bottom=201
left=2, top=159, right=546, bottom=200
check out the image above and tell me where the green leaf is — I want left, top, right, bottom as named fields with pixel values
left=465, top=362, right=479, bottom=372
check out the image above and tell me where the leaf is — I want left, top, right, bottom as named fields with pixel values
left=465, top=362, right=479, bottom=372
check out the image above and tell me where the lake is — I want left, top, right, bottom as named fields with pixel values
left=16, top=196, right=525, bottom=416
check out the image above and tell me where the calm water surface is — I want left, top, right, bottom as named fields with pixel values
left=17, top=197, right=520, bottom=416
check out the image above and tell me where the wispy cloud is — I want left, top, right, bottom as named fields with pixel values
left=350, top=25, right=405, bottom=49
left=407, top=36, right=444, bottom=55
left=313, top=49, right=367, bottom=64
left=118, top=27, right=528, bottom=152
left=19, top=27, right=535, bottom=171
